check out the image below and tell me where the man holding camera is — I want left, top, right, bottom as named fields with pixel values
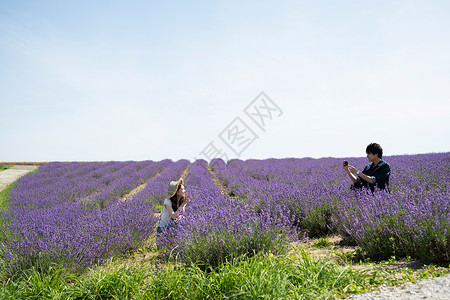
left=343, top=143, right=391, bottom=192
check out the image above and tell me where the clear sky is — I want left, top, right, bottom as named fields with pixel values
left=1, top=0, right=449, bottom=162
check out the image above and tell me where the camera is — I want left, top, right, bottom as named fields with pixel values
left=343, top=160, right=348, bottom=166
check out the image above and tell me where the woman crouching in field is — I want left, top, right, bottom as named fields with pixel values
left=157, top=178, right=191, bottom=235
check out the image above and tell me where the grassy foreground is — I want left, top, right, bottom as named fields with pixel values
left=1, top=245, right=448, bottom=300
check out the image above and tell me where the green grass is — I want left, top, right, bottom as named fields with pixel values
left=0, top=182, right=15, bottom=212
left=148, top=250, right=378, bottom=299
left=0, top=266, right=74, bottom=300
left=314, top=237, right=332, bottom=248
left=2, top=249, right=448, bottom=300
left=0, top=165, right=13, bottom=172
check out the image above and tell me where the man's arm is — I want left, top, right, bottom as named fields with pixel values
left=348, top=166, right=375, bottom=184
left=356, top=172, right=375, bottom=184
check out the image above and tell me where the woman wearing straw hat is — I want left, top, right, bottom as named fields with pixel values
left=157, top=178, right=191, bottom=234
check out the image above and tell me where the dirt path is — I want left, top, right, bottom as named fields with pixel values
left=346, top=273, right=450, bottom=300
left=207, top=164, right=237, bottom=200
left=0, top=165, right=39, bottom=192
left=298, top=235, right=450, bottom=299
left=181, top=163, right=191, bottom=180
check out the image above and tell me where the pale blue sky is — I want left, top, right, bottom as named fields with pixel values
left=1, top=0, right=449, bottom=162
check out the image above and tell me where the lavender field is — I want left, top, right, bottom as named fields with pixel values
left=1, top=153, right=449, bottom=279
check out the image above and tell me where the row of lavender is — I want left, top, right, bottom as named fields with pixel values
left=210, top=153, right=450, bottom=262
left=7, top=160, right=170, bottom=211
left=210, top=157, right=346, bottom=235
left=129, top=159, right=190, bottom=207
left=158, top=160, right=299, bottom=267
left=0, top=160, right=179, bottom=275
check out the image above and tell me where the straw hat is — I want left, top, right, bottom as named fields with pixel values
left=167, top=178, right=183, bottom=198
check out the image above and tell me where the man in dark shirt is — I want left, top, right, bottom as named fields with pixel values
left=343, top=143, right=391, bottom=192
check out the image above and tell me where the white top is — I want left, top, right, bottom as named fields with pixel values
left=158, top=198, right=174, bottom=228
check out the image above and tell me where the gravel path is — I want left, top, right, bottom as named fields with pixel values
left=0, top=165, right=38, bottom=192
left=346, top=273, right=450, bottom=300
